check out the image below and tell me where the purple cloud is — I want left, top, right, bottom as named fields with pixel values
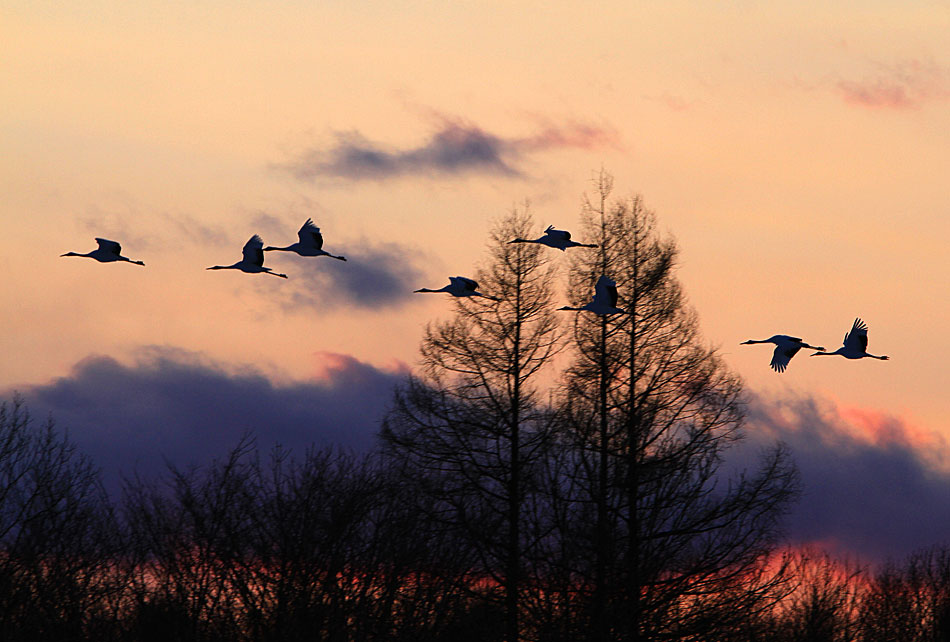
left=280, top=118, right=616, bottom=181
left=733, top=391, right=950, bottom=563
left=6, top=348, right=407, bottom=495
left=260, top=240, right=427, bottom=311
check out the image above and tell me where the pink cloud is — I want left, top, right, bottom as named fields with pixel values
left=836, top=59, right=950, bottom=109
left=642, top=92, right=694, bottom=112
left=312, top=350, right=409, bottom=384
left=517, top=120, right=619, bottom=151
left=837, top=404, right=939, bottom=452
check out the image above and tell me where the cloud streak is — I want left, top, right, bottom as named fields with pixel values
left=261, top=240, right=426, bottom=311
left=79, top=203, right=232, bottom=254
left=280, top=117, right=616, bottom=181
left=736, top=391, right=950, bottom=562
left=6, top=348, right=407, bottom=495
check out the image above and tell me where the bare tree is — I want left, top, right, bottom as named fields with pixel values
left=859, top=546, right=950, bottom=642
left=553, top=172, right=799, bottom=641
left=0, top=396, right=121, bottom=642
left=122, top=436, right=260, bottom=641
left=763, top=549, right=866, bottom=642
left=382, top=204, right=562, bottom=642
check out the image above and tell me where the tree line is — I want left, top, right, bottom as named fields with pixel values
left=0, top=174, right=933, bottom=641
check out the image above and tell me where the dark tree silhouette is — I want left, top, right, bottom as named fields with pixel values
left=0, top=396, right=121, bottom=642
left=860, top=546, right=950, bottom=642
left=382, top=204, right=562, bottom=642
left=765, top=549, right=865, bottom=642
left=551, top=172, right=799, bottom=641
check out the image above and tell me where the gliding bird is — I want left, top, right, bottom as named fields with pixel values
left=207, top=235, right=287, bottom=278
left=740, top=335, right=825, bottom=373
left=811, top=318, right=889, bottom=361
left=558, top=275, right=624, bottom=315
left=508, top=225, right=598, bottom=251
left=414, top=276, right=499, bottom=300
left=264, top=219, right=346, bottom=261
left=61, top=238, right=144, bottom=266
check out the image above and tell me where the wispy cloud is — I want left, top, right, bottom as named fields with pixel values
left=735, top=391, right=950, bottom=562
left=642, top=92, right=694, bottom=112
left=79, top=204, right=231, bottom=253
left=835, top=59, right=950, bottom=109
left=262, top=240, right=426, bottom=311
left=162, top=212, right=232, bottom=248
left=279, top=116, right=617, bottom=182
left=6, top=348, right=407, bottom=494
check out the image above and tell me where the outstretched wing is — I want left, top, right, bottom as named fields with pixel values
left=770, top=344, right=801, bottom=373
left=242, top=235, right=265, bottom=266
left=298, top=218, right=324, bottom=249
left=545, top=227, right=571, bottom=241
left=451, top=276, right=478, bottom=292
left=594, top=275, right=618, bottom=307
left=95, top=238, right=122, bottom=256
left=843, top=318, right=869, bottom=353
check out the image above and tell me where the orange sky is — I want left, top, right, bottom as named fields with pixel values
left=3, top=1, right=948, bottom=438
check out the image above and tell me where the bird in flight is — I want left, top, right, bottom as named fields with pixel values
left=207, top=235, right=288, bottom=278
left=741, top=335, right=824, bottom=373
left=264, top=219, right=346, bottom=261
left=811, top=318, right=889, bottom=361
left=414, top=276, right=499, bottom=300
left=61, top=238, right=145, bottom=266
left=558, top=275, right=623, bottom=314
left=508, top=225, right=598, bottom=251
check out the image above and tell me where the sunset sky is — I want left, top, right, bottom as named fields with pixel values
left=3, top=1, right=949, bottom=562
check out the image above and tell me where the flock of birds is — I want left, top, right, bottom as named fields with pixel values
left=741, top=319, right=889, bottom=373
left=61, top=219, right=888, bottom=373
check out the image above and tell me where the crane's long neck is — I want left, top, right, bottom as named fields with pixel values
left=61, top=252, right=91, bottom=258
left=264, top=245, right=294, bottom=252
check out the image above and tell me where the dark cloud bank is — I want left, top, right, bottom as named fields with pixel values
left=7, top=348, right=407, bottom=495
left=7, top=352, right=949, bottom=562
left=736, top=392, right=950, bottom=563
left=280, top=118, right=615, bottom=181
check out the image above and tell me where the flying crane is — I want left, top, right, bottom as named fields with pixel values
left=61, top=238, right=145, bottom=266
left=207, top=235, right=288, bottom=278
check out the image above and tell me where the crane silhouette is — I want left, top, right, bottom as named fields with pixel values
left=741, top=335, right=824, bottom=373
left=558, top=275, right=623, bottom=314
left=207, top=235, right=288, bottom=278
left=61, top=238, right=144, bottom=266
left=264, top=219, right=346, bottom=261
left=414, top=276, right=499, bottom=300
left=811, top=318, right=889, bottom=361
left=508, top=225, right=598, bottom=251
